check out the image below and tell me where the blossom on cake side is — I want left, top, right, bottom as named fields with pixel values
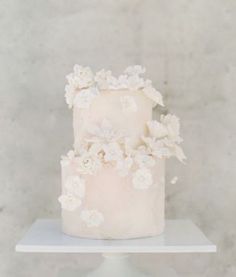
left=58, top=194, right=82, bottom=211
left=76, top=153, right=102, bottom=175
left=64, top=176, right=85, bottom=198
left=80, top=209, right=104, bottom=227
left=143, top=114, right=186, bottom=162
left=65, top=65, right=95, bottom=108
left=86, top=119, right=123, bottom=144
left=58, top=175, right=86, bottom=211
left=60, top=113, right=185, bottom=179
left=73, top=87, right=100, bottom=109
left=134, top=150, right=156, bottom=168
left=103, top=142, right=123, bottom=162
left=60, top=150, right=77, bottom=167
left=143, top=86, right=164, bottom=107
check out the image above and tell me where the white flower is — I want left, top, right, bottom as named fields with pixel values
left=147, top=120, right=168, bottom=139
left=74, top=87, right=99, bottom=109
left=124, top=65, right=146, bottom=75
left=61, top=150, right=76, bottom=167
left=80, top=209, right=104, bottom=227
left=65, top=84, right=75, bottom=109
left=67, top=65, right=94, bottom=89
left=116, top=75, right=128, bottom=89
left=145, top=115, right=186, bottom=162
left=142, top=136, right=172, bottom=159
left=170, top=176, right=178, bottom=184
left=124, top=137, right=135, bottom=156
left=120, top=96, right=137, bottom=112
left=58, top=194, right=81, bottom=211
left=64, top=65, right=94, bottom=108
left=77, top=153, right=101, bottom=175
left=144, top=79, right=152, bottom=87
left=95, top=69, right=115, bottom=89
left=87, top=119, right=123, bottom=143
left=154, top=146, right=172, bottom=159
left=160, top=114, right=182, bottom=143
left=143, top=86, right=164, bottom=107
left=127, top=75, right=144, bottom=90
left=65, top=176, right=85, bottom=198
left=173, top=144, right=186, bottom=162
left=132, top=168, right=153, bottom=190
left=116, top=157, right=133, bottom=176
left=88, top=142, right=103, bottom=156
left=134, top=152, right=155, bottom=168
left=103, top=142, right=123, bottom=162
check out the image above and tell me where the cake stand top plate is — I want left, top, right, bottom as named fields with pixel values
left=15, top=219, right=216, bottom=253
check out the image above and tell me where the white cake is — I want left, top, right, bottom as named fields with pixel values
left=59, top=65, right=185, bottom=239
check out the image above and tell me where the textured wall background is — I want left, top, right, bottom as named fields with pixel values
left=0, top=0, right=235, bottom=276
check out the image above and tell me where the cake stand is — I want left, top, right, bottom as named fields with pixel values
left=15, top=219, right=216, bottom=277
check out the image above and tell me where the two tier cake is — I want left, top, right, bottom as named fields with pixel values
left=58, top=65, right=185, bottom=239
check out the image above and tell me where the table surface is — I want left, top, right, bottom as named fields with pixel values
left=15, top=219, right=216, bottom=253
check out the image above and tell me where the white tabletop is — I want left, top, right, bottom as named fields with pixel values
left=15, top=219, right=216, bottom=253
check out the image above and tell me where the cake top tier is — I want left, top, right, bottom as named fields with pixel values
left=64, top=65, right=164, bottom=109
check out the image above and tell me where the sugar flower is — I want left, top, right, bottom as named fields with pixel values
left=127, top=75, right=144, bottom=90
left=103, top=142, right=123, bottom=162
left=65, top=176, right=85, bottom=198
left=143, top=86, right=164, bottom=107
left=147, top=120, right=168, bottom=139
left=74, top=87, right=99, bottom=109
left=173, top=144, right=186, bottom=162
left=95, top=69, right=115, bottom=89
left=67, top=65, right=94, bottom=89
left=116, top=157, right=133, bottom=177
left=116, top=75, right=128, bottom=89
left=145, top=114, right=186, bottom=162
left=61, top=150, right=77, bottom=167
left=58, top=194, right=81, bottom=211
left=134, top=151, right=155, bottom=168
left=142, top=136, right=172, bottom=159
left=77, top=153, right=101, bottom=175
left=87, top=119, right=123, bottom=143
left=160, top=114, right=182, bottom=143
left=80, top=209, right=104, bottom=227
left=64, top=65, right=95, bottom=108
left=65, top=85, right=75, bottom=109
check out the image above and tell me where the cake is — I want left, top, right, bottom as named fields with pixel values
left=58, top=65, right=185, bottom=239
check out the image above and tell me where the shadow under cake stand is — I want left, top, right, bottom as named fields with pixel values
left=15, top=219, right=216, bottom=277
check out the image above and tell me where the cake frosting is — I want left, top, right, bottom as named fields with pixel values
left=59, top=65, right=185, bottom=239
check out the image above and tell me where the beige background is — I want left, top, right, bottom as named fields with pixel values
left=0, top=0, right=235, bottom=276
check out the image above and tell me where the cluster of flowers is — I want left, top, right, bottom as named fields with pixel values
left=58, top=115, right=186, bottom=226
left=58, top=173, right=104, bottom=227
left=65, top=65, right=164, bottom=109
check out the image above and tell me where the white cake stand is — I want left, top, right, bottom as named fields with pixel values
left=15, top=219, right=216, bottom=277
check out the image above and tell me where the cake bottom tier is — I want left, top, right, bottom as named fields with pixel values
left=60, top=160, right=165, bottom=239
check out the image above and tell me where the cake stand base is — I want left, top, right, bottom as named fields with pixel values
left=86, top=253, right=148, bottom=277
left=84, top=253, right=178, bottom=277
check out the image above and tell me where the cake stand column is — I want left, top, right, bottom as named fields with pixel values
left=85, top=253, right=150, bottom=277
